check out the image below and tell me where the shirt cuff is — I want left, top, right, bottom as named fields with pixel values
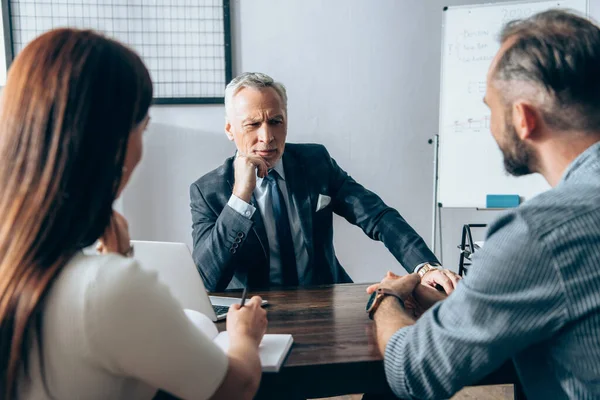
left=414, top=262, right=441, bottom=274
left=227, top=195, right=256, bottom=219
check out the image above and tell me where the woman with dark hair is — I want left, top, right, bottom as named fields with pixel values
left=0, top=28, right=266, bottom=400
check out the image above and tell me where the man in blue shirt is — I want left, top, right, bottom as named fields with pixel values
left=368, top=10, right=600, bottom=399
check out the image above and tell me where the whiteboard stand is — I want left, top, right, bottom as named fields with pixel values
left=430, top=134, right=440, bottom=254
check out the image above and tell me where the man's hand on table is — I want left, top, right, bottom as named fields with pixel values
left=366, top=271, right=452, bottom=352
left=367, top=272, right=420, bottom=354
left=410, top=283, right=448, bottom=318
left=421, top=267, right=461, bottom=294
left=367, top=271, right=449, bottom=319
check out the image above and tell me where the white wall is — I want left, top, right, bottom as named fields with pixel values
left=122, top=0, right=600, bottom=283
left=122, top=105, right=231, bottom=245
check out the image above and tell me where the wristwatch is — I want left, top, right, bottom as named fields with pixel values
left=366, top=287, right=405, bottom=320
left=417, top=263, right=439, bottom=278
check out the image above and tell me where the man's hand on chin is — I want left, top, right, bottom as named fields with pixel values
left=232, top=153, right=270, bottom=202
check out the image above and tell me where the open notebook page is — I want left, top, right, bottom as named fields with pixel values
left=184, top=309, right=293, bottom=372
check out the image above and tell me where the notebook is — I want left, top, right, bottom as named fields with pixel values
left=184, top=309, right=293, bottom=373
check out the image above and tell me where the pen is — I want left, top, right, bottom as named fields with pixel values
left=240, top=273, right=249, bottom=307
left=240, top=285, right=248, bottom=307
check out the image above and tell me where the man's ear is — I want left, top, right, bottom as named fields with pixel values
left=512, top=101, right=539, bottom=140
left=225, top=120, right=234, bottom=141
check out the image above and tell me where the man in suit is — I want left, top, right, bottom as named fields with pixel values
left=190, top=72, right=458, bottom=292
left=368, top=10, right=600, bottom=399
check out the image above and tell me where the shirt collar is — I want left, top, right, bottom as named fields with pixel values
left=559, top=140, right=600, bottom=184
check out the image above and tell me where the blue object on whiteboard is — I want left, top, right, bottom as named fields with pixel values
left=486, top=194, right=520, bottom=208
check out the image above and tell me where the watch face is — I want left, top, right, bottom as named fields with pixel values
left=366, top=291, right=378, bottom=311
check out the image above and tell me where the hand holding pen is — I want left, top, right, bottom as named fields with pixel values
left=227, top=294, right=267, bottom=347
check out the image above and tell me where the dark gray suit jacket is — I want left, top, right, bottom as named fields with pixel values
left=190, top=143, right=439, bottom=291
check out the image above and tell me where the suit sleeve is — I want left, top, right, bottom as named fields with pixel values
left=326, top=149, right=439, bottom=272
left=189, top=182, right=254, bottom=291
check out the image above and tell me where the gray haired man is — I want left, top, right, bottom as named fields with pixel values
left=369, top=10, right=600, bottom=399
left=189, top=72, right=458, bottom=292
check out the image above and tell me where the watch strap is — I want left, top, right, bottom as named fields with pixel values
left=377, top=287, right=403, bottom=301
left=417, top=263, right=439, bottom=278
left=367, top=287, right=405, bottom=319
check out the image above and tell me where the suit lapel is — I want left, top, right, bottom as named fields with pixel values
left=225, top=160, right=269, bottom=261
left=282, top=150, right=314, bottom=263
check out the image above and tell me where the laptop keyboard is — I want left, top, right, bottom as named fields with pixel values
left=213, top=305, right=230, bottom=315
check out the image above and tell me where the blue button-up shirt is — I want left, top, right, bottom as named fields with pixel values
left=385, top=141, right=600, bottom=399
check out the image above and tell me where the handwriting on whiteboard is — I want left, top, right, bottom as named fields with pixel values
left=501, top=7, right=535, bottom=22
left=446, top=29, right=495, bottom=64
left=449, top=116, right=491, bottom=134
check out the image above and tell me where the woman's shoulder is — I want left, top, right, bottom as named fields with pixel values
left=63, top=252, right=180, bottom=344
left=68, top=251, right=153, bottom=278
left=60, top=252, right=162, bottom=305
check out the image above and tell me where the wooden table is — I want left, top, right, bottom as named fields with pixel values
left=217, top=283, right=388, bottom=398
left=213, top=283, right=524, bottom=399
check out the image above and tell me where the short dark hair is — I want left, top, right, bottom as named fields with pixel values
left=493, top=10, right=600, bottom=133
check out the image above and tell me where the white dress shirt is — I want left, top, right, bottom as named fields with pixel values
left=228, top=159, right=310, bottom=285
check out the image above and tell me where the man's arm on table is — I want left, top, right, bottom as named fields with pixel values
left=323, top=147, right=459, bottom=291
left=190, top=182, right=255, bottom=291
left=374, top=212, right=568, bottom=399
left=323, top=148, right=438, bottom=271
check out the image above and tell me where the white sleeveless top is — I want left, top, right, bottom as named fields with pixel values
left=17, top=252, right=228, bottom=400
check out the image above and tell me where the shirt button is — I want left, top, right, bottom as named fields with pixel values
left=244, top=210, right=251, bottom=217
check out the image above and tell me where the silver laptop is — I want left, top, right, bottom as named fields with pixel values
left=132, top=240, right=266, bottom=321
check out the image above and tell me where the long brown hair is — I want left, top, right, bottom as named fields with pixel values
left=0, top=29, right=152, bottom=397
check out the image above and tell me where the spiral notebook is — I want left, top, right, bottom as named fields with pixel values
left=184, top=309, right=293, bottom=372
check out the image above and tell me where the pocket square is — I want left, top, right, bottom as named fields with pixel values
left=316, top=194, right=331, bottom=212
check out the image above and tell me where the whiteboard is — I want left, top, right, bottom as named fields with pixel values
left=438, top=0, right=588, bottom=207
